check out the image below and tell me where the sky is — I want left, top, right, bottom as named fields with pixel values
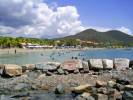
left=0, top=0, right=132, bottom=38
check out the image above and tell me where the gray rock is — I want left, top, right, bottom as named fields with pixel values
left=114, top=83, right=125, bottom=91
left=57, top=68, right=64, bottom=75
left=122, top=91, right=133, bottom=100
left=0, top=95, right=15, bottom=100
left=35, top=62, right=59, bottom=71
left=55, top=84, right=65, bottom=94
left=102, top=59, right=113, bottom=69
left=74, top=69, right=79, bottom=74
left=82, top=61, right=89, bottom=73
left=89, top=59, right=103, bottom=70
left=116, top=77, right=130, bottom=85
left=114, top=58, right=130, bottom=70
left=14, top=83, right=30, bottom=91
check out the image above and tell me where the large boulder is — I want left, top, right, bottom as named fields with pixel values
left=35, top=62, right=60, bottom=71
left=114, top=58, right=130, bottom=70
left=3, top=64, right=22, bottom=77
left=89, top=59, right=103, bottom=70
left=60, top=60, right=83, bottom=71
left=71, top=84, right=92, bottom=93
left=102, top=59, right=113, bottom=69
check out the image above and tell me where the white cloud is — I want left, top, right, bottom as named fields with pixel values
left=116, top=27, right=132, bottom=35
left=0, top=0, right=85, bottom=38
left=0, top=0, right=132, bottom=38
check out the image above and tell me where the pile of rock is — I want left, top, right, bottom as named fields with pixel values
left=70, top=78, right=133, bottom=100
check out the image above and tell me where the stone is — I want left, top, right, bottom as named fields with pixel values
left=57, top=68, right=64, bottom=75
left=96, top=80, right=107, bottom=88
left=74, top=69, right=79, bottom=74
left=60, top=60, right=83, bottom=71
left=76, top=95, right=95, bottom=100
left=114, top=83, right=125, bottom=91
left=81, top=92, right=91, bottom=98
left=124, top=85, right=133, bottom=91
left=22, top=64, right=35, bottom=71
left=97, top=87, right=108, bottom=94
left=0, top=64, right=4, bottom=75
left=102, top=59, right=113, bottom=69
left=129, top=60, right=133, bottom=68
left=114, top=58, right=130, bottom=70
left=36, top=74, right=46, bottom=80
left=89, top=59, right=103, bottom=70
left=55, top=84, right=65, bottom=94
left=107, top=80, right=116, bottom=88
left=35, top=62, right=59, bottom=71
left=82, top=61, right=89, bottom=73
left=71, top=84, right=92, bottom=93
left=46, top=71, right=53, bottom=76
left=116, top=78, right=130, bottom=85
left=14, top=83, right=30, bottom=91
left=3, top=64, right=22, bottom=77
left=97, top=93, right=108, bottom=100
left=122, top=91, right=133, bottom=100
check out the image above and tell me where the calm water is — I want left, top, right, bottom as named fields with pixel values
left=0, top=49, right=132, bottom=65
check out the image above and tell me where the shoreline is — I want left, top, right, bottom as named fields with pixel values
left=0, top=47, right=131, bottom=54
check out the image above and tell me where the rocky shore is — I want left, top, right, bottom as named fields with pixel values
left=0, top=58, right=133, bottom=100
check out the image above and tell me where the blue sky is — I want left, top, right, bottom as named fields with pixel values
left=0, top=0, right=132, bottom=38
left=46, top=0, right=133, bottom=31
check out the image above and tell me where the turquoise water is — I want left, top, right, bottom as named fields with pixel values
left=0, top=49, right=132, bottom=65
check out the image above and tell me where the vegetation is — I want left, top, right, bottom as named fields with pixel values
left=0, top=29, right=133, bottom=48
left=0, top=37, right=55, bottom=48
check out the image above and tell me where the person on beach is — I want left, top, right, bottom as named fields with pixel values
left=15, top=49, right=16, bottom=54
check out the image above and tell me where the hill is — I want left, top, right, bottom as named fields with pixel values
left=58, top=29, right=133, bottom=43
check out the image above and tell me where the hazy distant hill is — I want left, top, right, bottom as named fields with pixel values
left=58, top=29, right=133, bottom=43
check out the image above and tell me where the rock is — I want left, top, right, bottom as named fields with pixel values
left=74, top=69, right=79, bottom=74
left=97, top=93, right=108, bottom=100
left=107, top=80, right=116, bottom=88
left=35, top=62, right=60, bottom=71
left=71, top=84, right=92, bottom=93
left=22, top=64, right=35, bottom=71
left=76, top=95, right=95, bottom=100
left=89, top=59, right=103, bottom=70
left=14, top=83, right=30, bottom=91
left=114, top=83, right=125, bottom=91
left=122, top=91, right=133, bottom=100
left=46, top=71, right=53, bottom=76
left=124, top=85, right=133, bottom=91
left=82, top=61, right=89, bottom=73
left=60, top=60, right=83, bottom=71
left=55, top=84, right=65, bottom=94
left=81, top=93, right=95, bottom=100
left=81, top=92, right=91, bottom=97
left=0, top=95, right=15, bottom=100
left=47, top=62, right=61, bottom=67
left=116, top=78, right=130, bottom=85
left=114, top=58, right=130, bottom=70
left=96, top=80, right=107, bottom=88
left=102, top=59, right=113, bottom=69
left=57, top=68, right=64, bottom=75
left=129, top=60, right=133, bottom=68
left=36, top=74, right=46, bottom=80
left=3, top=64, right=22, bottom=77
left=97, top=87, right=108, bottom=94
left=0, top=64, right=4, bottom=75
